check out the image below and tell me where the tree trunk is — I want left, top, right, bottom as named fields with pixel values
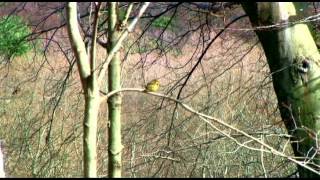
left=107, top=2, right=123, bottom=178
left=66, top=2, right=99, bottom=177
left=242, top=2, right=320, bottom=177
left=83, top=89, right=99, bottom=177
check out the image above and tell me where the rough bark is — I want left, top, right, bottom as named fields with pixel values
left=242, top=2, right=320, bottom=177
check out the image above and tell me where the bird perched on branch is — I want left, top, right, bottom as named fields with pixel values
left=144, top=79, right=160, bottom=92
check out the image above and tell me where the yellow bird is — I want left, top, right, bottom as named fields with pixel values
left=145, top=79, right=160, bottom=92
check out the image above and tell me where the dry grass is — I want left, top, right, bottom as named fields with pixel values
left=0, top=3, right=298, bottom=177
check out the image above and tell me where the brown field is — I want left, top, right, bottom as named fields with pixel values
left=0, top=2, right=297, bottom=177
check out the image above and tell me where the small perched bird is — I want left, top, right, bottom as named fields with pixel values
left=144, top=79, right=160, bottom=92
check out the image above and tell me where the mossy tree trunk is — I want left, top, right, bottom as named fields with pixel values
left=242, top=2, right=320, bottom=177
left=107, top=2, right=123, bottom=178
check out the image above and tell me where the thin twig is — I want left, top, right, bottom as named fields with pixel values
left=97, top=2, right=150, bottom=85
left=100, top=88, right=320, bottom=175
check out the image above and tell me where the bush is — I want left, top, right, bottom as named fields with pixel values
left=0, top=15, right=32, bottom=60
left=151, top=16, right=175, bottom=30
